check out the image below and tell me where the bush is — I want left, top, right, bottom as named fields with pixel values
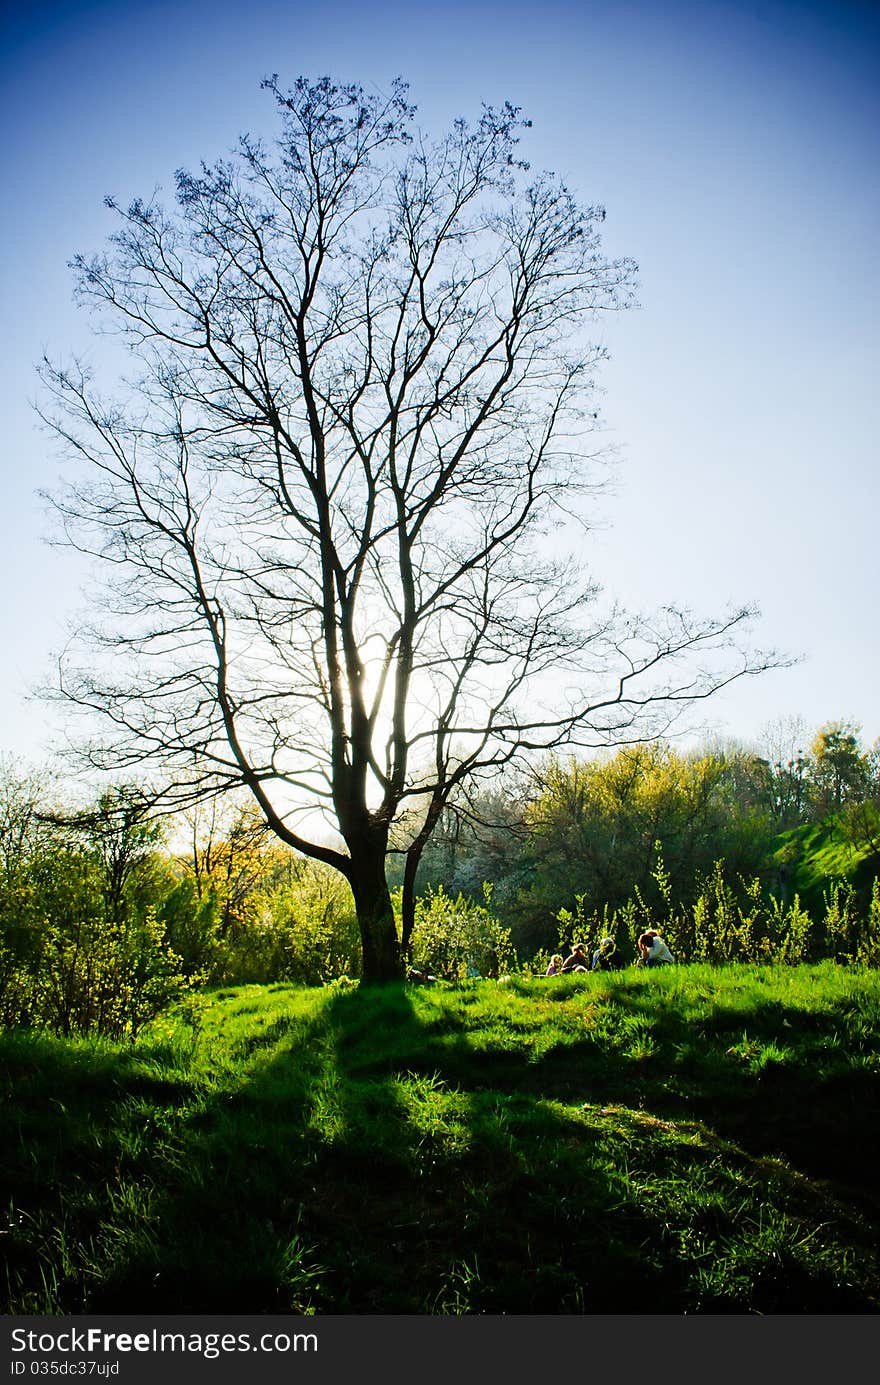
left=525, top=847, right=880, bottom=972
left=408, top=884, right=513, bottom=980
left=249, top=866, right=361, bottom=984
left=1, top=864, right=191, bottom=1041
left=0, top=788, right=190, bottom=1039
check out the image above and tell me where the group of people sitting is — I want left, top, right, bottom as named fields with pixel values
left=406, top=929, right=674, bottom=986
left=545, top=930, right=675, bottom=975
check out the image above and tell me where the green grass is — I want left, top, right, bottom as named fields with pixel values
left=2, top=964, right=879, bottom=1314
left=773, top=819, right=876, bottom=915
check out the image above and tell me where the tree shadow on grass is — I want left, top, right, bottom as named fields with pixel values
left=1, top=1031, right=197, bottom=1313
left=2, top=985, right=877, bottom=1315
left=527, top=979, right=880, bottom=1204
left=403, top=976, right=880, bottom=1203
left=89, top=984, right=685, bottom=1313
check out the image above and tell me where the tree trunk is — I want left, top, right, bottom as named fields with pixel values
left=349, top=845, right=402, bottom=982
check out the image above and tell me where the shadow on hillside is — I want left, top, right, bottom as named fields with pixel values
left=3, top=985, right=878, bottom=1315
left=562, top=985, right=880, bottom=1200
left=418, top=982, right=880, bottom=1202
left=90, top=984, right=695, bottom=1313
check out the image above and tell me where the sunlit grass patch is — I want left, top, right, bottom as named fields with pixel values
left=392, top=1071, right=472, bottom=1154
left=3, top=964, right=880, bottom=1313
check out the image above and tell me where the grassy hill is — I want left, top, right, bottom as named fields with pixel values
left=772, top=817, right=877, bottom=917
left=3, top=964, right=880, bottom=1315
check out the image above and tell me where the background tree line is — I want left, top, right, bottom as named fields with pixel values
left=414, top=718, right=880, bottom=947
left=1, top=716, right=878, bottom=1038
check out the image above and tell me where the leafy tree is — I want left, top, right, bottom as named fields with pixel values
left=836, top=737, right=880, bottom=869
left=513, top=743, right=771, bottom=950
left=0, top=762, right=62, bottom=986
left=408, top=883, right=512, bottom=980
left=182, top=798, right=272, bottom=927
left=0, top=766, right=188, bottom=1037
left=40, top=783, right=164, bottom=927
left=161, top=797, right=278, bottom=977
left=759, top=716, right=812, bottom=826
left=41, top=76, right=773, bottom=979
left=810, top=720, right=870, bottom=815
left=164, top=797, right=360, bottom=982
left=260, top=859, right=360, bottom=984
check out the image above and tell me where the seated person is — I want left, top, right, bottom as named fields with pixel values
left=545, top=954, right=565, bottom=976
left=636, top=930, right=675, bottom=967
left=407, top=966, right=439, bottom=983
left=591, top=937, right=625, bottom=971
left=560, top=943, right=590, bottom=973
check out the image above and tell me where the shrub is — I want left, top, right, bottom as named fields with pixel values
left=409, top=884, right=513, bottom=980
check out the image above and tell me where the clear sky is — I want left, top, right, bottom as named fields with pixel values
left=2, top=0, right=878, bottom=779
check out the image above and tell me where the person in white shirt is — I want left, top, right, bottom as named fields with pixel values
left=637, top=930, right=675, bottom=967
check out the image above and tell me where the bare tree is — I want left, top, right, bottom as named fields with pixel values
left=40, top=76, right=776, bottom=980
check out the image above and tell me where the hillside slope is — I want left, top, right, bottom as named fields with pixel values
left=772, top=817, right=877, bottom=916
left=3, top=966, right=879, bottom=1314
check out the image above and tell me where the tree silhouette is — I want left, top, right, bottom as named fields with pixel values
left=40, top=76, right=775, bottom=979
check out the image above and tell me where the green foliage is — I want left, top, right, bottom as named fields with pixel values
left=772, top=816, right=877, bottom=923
left=0, top=771, right=366, bottom=1037
left=405, top=786, right=528, bottom=904
left=513, top=744, right=772, bottom=954
left=159, top=876, right=224, bottom=978
left=408, top=883, right=513, bottom=980
left=0, top=768, right=189, bottom=1040
left=412, top=725, right=880, bottom=968
left=843, top=797, right=880, bottom=863
left=160, top=802, right=361, bottom=986
left=62, top=784, right=165, bottom=927
left=857, top=878, right=880, bottom=968
left=553, top=890, right=591, bottom=951
left=532, top=843, right=879, bottom=972
left=248, top=864, right=361, bottom=984
left=4, top=719, right=880, bottom=1051
left=774, top=893, right=813, bottom=965
left=810, top=720, right=871, bottom=814
left=1, top=879, right=191, bottom=1041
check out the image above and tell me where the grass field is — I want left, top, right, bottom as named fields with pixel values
left=3, top=963, right=879, bottom=1315
left=773, top=818, right=877, bottom=918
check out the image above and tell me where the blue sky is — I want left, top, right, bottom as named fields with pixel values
left=2, top=0, right=878, bottom=772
